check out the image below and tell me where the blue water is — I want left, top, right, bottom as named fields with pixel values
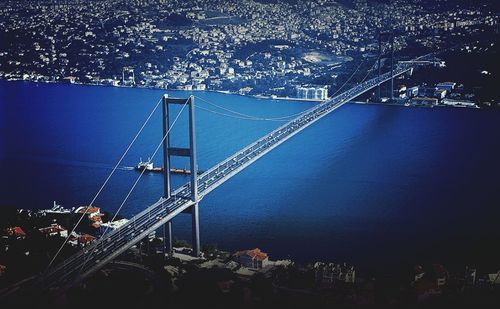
left=1, top=81, right=500, bottom=274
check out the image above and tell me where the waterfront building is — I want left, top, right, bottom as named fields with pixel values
left=75, top=206, right=104, bottom=228
left=75, top=206, right=101, bottom=215
left=232, top=248, right=269, bottom=269
left=296, top=85, right=328, bottom=100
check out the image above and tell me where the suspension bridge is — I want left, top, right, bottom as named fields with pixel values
left=2, top=60, right=415, bottom=299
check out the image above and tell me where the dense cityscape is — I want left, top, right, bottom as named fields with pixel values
left=1, top=0, right=500, bottom=308
left=0, top=0, right=498, bottom=99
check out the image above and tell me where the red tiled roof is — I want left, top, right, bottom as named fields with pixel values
left=77, top=207, right=100, bottom=214
left=233, top=248, right=268, bottom=261
left=4, top=226, right=27, bottom=237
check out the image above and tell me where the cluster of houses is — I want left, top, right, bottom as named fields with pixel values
left=2, top=203, right=110, bottom=249
left=2, top=223, right=96, bottom=248
left=0, top=203, right=137, bottom=279
left=75, top=206, right=104, bottom=229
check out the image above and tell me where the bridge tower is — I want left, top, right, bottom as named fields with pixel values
left=376, top=31, right=395, bottom=102
left=161, top=95, right=200, bottom=257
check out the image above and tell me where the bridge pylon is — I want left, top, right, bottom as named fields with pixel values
left=161, top=94, right=200, bottom=257
left=377, top=31, right=395, bottom=102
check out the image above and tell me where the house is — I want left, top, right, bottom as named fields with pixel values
left=4, top=226, right=27, bottom=239
left=38, top=224, right=68, bottom=238
left=100, top=218, right=128, bottom=234
left=75, top=206, right=104, bottom=228
left=75, top=206, right=101, bottom=216
left=232, top=248, right=269, bottom=269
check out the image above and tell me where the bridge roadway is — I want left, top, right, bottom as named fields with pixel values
left=38, top=65, right=413, bottom=290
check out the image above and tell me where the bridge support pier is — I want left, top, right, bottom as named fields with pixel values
left=191, top=203, right=200, bottom=257
left=377, top=31, right=395, bottom=102
left=390, top=34, right=395, bottom=102
left=164, top=221, right=173, bottom=255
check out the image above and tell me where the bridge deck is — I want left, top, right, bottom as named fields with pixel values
left=39, top=65, right=412, bottom=290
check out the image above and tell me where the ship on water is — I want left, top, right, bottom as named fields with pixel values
left=135, top=157, right=163, bottom=172
left=135, top=158, right=199, bottom=175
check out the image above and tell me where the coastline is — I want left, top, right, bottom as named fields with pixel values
left=1, top=78, right=486, bottom=110
left=0, top=77, right=319, bottom=104
left=350, top=100, right=482, bottom=109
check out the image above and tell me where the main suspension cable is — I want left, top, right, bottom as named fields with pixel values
left=195, top=104, right=288, bottom=122
left=45, top=97, right=163, bottom=271
left=194, top=95, right=309, bottom=121
left=326, top=56, right=368, bottom=100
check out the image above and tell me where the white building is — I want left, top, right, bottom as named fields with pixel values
left=99, top=218, right=129, bottom=233
left=296, top=85, right=328, bottom=101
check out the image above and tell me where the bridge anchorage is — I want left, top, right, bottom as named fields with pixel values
left=161, top=95, right=201, bottom=257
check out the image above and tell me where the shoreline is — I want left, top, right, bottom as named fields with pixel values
left=1, top=78, right=487, bottom=109
left=0, top=77, right=319, bottom=104
left=350, top=100, right=482, bottom=110
left=2, top=205, right=499, bottom=275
